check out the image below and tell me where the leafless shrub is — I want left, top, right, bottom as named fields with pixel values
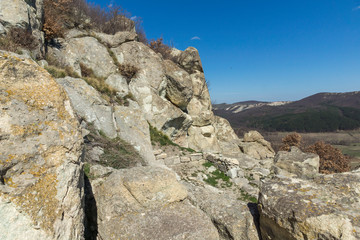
left=149, top=37, right=174, bottom=60
left=43, top=0, right=138, bottom=40
left=0, top=27, right=37, bottom=52
left=278, top=132, right=350, bottom=174
left=306, top=141, right=350, bottom=174
left=79, top=62, right=95, bottom=78
left=118, top=64, right=139, bottom=83
left=279, top=133, right=302, bottom=151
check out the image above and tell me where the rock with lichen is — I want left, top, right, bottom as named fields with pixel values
left=0, top=51, right=84, bottom=239
left=258, top=171, right=360, bottom=240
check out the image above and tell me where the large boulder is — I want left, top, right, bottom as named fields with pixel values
left=114, top=105, right=156, bottom=163
left=56, top=77, right=117, bottom=139
left=0, top=52, right=84, bottom=239
left=0, top=0, right=45, bottom=57
left=91, top=31, right=137, bottom=48
left=176, top=47, right=203, bottom=74
left=213, top=116, right=241, bottom=156
left=112, top=41, right=194, bottom=142
left=54, top=37, right=117, bottom=77
left=258, top=172, right=360, bottom=240
left=56, top=77, right=156, bottom=164
left=91, top=165, right=219, bottom=240
left=104, top=73, right=129, bottom=98
left=187, top=184, right=260, bottom=240
left=163, top=59, right=193, bottom=110
left=274, top=146, right=320, bottom=178
left=239, top=131, right=275, bottom=159
left=187, top=125, right=221, bottom=153
left=187, top=71, right=214, bottom=126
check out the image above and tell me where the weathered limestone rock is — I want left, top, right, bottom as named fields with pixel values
left=187, top=71, right=214, bottom=126
left=164, top=59, right=193, bottom=110
left=91, top=165, right=219, bottom=240
left=0, top=52, right=84, bottom=239
left=239, top=131, right=275, bottom=159
left=188, top=125, right=221, bottom=153
left=91, top=31, right=138, bottom=48
left=274, top=146, right=319, bottom=178
left=213, top=116, right=241, bottom=155
left=187, top=184, right=259, bottom=240
left=56, top=77, right=117, bottom=139
left=0, top=0, right=42, bottom=30
left=57, top=77, right=155, bottom=164
left=105, top=73, right=129, bottom=98
left=112, top=41, right=194, bottom=142
left=114, top=105, right=156, bottom=164
left=176, top=47, right=203, bottom=74
left=259, top=172, right=360, bottom=240
left=112, top=41, right=166, bottom=91
left=0, top=0, right=45, bottom=57
left=57, top=37, right=117, bottom=77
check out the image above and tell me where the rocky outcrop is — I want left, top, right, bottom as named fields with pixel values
left=0, top=0, right=45, bottom=57
left=55, top=37, right=117, bottom=77
left=56, top=77, right=156, bottom=164
left=91, top=31, right=138, bottom=48
left=258, top=171, right=360, bottom=240
left=187, top=184, right=260, bottom=240
left=89, top=165, right=219, bottom=240
left=164, top=59, right=193, bottom=110
left=273, top=146, right=320, bottom=178
left=239, top=131, right=275, bottom=159
left=0, top=52, right=84, bottom=239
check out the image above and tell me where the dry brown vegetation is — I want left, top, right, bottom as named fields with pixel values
left=149, top=37, right=174, bottom=60
left=278, top=132, right=351, bottom=174
left=279, top=133, right=302, bottom=151
left=0, top=27, right=37, bottom=52
left=306, top=141, right=350, bottom=174
left=118, top=64, right=139, bottom=83
left=80, top=62, right=95, bottom=78
left=43, top=0, right=138, bottom=40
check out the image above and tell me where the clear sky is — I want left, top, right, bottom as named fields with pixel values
left=93, top=0, right=360, bottom=103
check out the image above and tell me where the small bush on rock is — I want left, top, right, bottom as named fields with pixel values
left=149, top=37, right=174, bottom=60
left=279, top=133, right=302, bottom=151
left=306, top=141, right=350, bottom=174
left=118, top=64, right=139, bottom=83
left=80, top=62, right=96, bottom=78
left=0, top=27, right=37, bottom=52
left=279, top=133, right=350, bottom=174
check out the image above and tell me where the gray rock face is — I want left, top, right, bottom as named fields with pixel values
left=0, top=0, right=45, bottom=57
left=239, top=131, right=275, bottom=159
left=56, top=77, right=117, bottom=139
left=187, top=125, right=221, bottom=153
left=114, top=105, right=156, bottom=163
left=0, top=0, right=42, bottom=29
left=59, top=37, right=117, bottom=77
left=213, top=116, right=241, bottom=155
left=176, top=47, right=203, bottom=74
left=274, top=147, right=319, bottom=178
left=164, top=59, right=193, bottom=110
left=104, top=73, right=129, bottom=97
left=91, top=31, right=138, bottom=48
left=187, top=71, right=214, bottom=126
left=0, top=52, right=84, bottom=239
left=259, top=172, right=360, bottom=240
left=91, top=165, right=219, bottom=240
left=187, top=184, right=260, bottom=240
left=56, top=77, right=156, bottom=164
left=112, top=41, right=194, bottom=143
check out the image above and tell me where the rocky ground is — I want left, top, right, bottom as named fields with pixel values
left=1, top=1, right=360, bottom=239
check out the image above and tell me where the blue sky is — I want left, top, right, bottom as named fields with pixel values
left=94, top=0, right=360, bottom=103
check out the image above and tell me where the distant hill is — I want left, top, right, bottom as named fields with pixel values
left=213, top=91, right=360, bottom=132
